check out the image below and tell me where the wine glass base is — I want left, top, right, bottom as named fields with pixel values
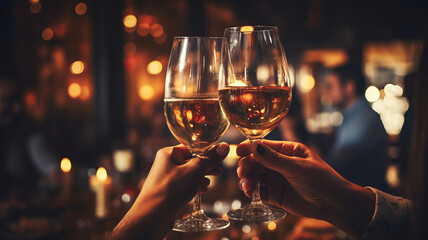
left=227, top=204, right=286, bottom=222
left=173, top=215, right=230, bottom=232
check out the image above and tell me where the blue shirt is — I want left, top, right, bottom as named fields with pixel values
left=328, top=97, right=390, bottom=191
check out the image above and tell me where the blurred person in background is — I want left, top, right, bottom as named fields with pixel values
left=322, top=64, right=390, bottom=191
left=236, top=40, right=428, bottom=239
left=0, top=76, right=58, bottom=200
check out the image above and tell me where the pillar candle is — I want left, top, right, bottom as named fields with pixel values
left=89, top=167, right=112, bottom=219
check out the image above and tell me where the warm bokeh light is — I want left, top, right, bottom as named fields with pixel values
left=125, top=27, right=136, bottom=33
left=41, top=28, right=54, bottom=41
left=231, top=199, right=241, bottom=209
left=147, top=60, right=162, bottom=75
left=240, top=26, right=254, bottom=32
left=257, top=65, right=269, bottom=82
left=384, top=84, right=394, bottom=96
left=139, top=15, right=157, bottom=25
left=381, top=111, right=405, bottom=135
left=60, top=158, right=72, bottom=173
left=267, top=222, right=277, bottom=231
left=123, top=15, right=137, bottom=28
left=124, top=56, right=137, bottom=72
left=75, top=3, right=87, bottom=15
left=68, top=83, right=82, bottom=99
left=150, top=24, right=164, bottom=37
left=365, top=86, right=380, bottom=102
left=121, top=193, right=131, bottom=203
left=384, top=83, right=404, bottom=97
left=30, top=2, right=41, bottom=14
left=386, top=163, right=400, bottom=188
left=124, top=42, right=136, bottom=56
left=96, top=167, right=108, bottom=182
left=154, top=33, right=167, bottom=44
left=139, top=85, right=155, bottom=100
left=302, top=49, right=348, bottom=67
left=137, top=23, right=151, bottom=36
left=395, top=85, right=404, bottom=97
left=30, top=0, right=40, bottom=3
left=70, top=61, right=85, bottom=74
left=80, top=86, right=91, bottom=101
left=383, top=95, right=394, bottom=107
left=25, top=92, right=37, bottom=106
left=242, top=225, right=251, bottom=233
left=54, top=23, right=68, bottom=37
left=251, top=237, right=260, bottom=240
left=300, top=75, right=315, bottom=92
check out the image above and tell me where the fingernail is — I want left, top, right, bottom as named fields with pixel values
left=239, top=179, right=245, bottom=190
left=216, top=143, right=229, bottom=157
left=257, top=143, right=266, bottom=155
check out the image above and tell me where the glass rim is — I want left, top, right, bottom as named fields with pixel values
left=173, top=36, right=225, bottom=40
left=224, top=25, right=278, bottom=32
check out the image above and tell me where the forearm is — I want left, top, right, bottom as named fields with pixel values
left=324, top=182, right=375, bottom=239
left=107, top=192, right=176, bottom=240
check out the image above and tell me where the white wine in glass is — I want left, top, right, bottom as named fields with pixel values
left=220, top=26, right=291, bottom=222
left=164, top=37, right=230, bottom=232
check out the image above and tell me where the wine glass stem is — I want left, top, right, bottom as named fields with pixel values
left=251, top=182, right=263, bottom=206
left=249, top=138, right=264, bottom=207
left=192, top=193, right=204, bottom=217
left=191, top=152, right=206, bottom=218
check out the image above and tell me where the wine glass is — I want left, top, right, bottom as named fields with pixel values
left=164, top=37, right=230, bottom=232
left=219, top=26, right=292, bottom=222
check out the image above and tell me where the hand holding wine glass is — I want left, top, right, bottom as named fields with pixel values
left=108, top=144, right=230, bottom=239
left=164, top=37, right=230, bottom=232
left=236, top=140, right=376, bottom=239
left=219, top=26, right=292, bottom=222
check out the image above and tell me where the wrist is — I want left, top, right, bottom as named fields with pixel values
left=133, top=186, right=178, bottom=224
left=324, top=182, right=375, bottom=238
left=109, top=187, right=175, bottom=240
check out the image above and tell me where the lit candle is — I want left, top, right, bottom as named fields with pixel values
left=60, top=158, right=72, bottom=197
left=89, top=167, right=112, bottom=219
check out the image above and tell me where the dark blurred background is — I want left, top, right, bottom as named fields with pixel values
left=1, top=0, right=427, bottom=163
left=0, top=0, right=427, bottom=238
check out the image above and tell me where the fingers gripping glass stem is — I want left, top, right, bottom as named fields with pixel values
left=173, top=154, right=229, bottom=232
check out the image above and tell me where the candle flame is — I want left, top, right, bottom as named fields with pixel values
left=60, top=158, right=72, bottom=173
left=96, top=167, right=108, bottom=182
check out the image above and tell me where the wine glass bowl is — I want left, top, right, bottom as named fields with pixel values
left=164, top=37, right=230, bottom=232
left=220, top=26, right=291, bottom=222
left=218, top=86, right=291, bottom=140
left=164, top=99, right=229, bottom=155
